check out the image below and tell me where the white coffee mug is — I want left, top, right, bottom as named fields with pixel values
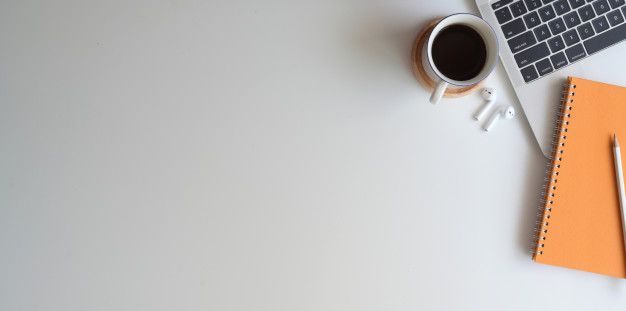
left=422, top=14, right=499, bottom=105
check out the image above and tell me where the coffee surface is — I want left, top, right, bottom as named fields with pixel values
left=431, top=25, right=487, bottom=82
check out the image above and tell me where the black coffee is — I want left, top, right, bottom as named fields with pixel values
left=431, top=25, right=487, bottom=81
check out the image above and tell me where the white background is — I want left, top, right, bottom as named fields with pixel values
left=2, top=0, right=626, bottom=310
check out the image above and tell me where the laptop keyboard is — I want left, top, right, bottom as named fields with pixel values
left=492, top=0, right=626, bottom=83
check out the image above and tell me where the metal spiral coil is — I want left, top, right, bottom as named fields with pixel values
left=530, top=82, right=576, bottom=257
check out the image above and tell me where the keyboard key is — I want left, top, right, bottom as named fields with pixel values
left=548, top=35, right=567, bottom=51
left=525, top=0, right=543, bottom=10
left=511, top=0, right=529, bottom=16
left=539, top=5, right=557, bottom=21
left=549, top=17, right=568, bottom=33
left=565, top=43, right=587, bottom=62
left=554, top=0, right=572, bottom=14
left=622, top=5, right=626, bottom=18
left=514, top=42, right=551, bottom=67
left=578, top=4, right=596, bottom=21
left=569, top=0, right=586, bottom=9
left=520, top=64, right=539, bottom=82
left=493, top=0, right=514, bottom=9
left=534, top=24, right=553, bottom=40
left=563, top=28, right=581, bottom=44
left=592, top=15, right=610, bottom=32
left=564, top=11, right=582, bottom=27
left=550, top=51, right=569, bottom=68
left=543, top=0, right=556, bottom=3
left=578, top=23, right=596, bottom=40
left=509, top=31, right=538, bottom=52
left=609, top=0, right=626, bottom=9
left=502, top=18, right=527, bottom=38
left=524, top=11, right=542, bottom=27
left=583, top=22, right=626, bottom=54
left=536, top=58, right=554, bottom=75
left=495, top=7, right=514, bottom=23
left=607, top=9, right=625, bottom=26
left=593, top=0, right=611, bottom=14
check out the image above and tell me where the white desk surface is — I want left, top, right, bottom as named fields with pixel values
left=2, top=0, right=626, bottom=310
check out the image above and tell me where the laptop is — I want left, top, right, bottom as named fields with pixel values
left=476, top=0, right=626, bottom=156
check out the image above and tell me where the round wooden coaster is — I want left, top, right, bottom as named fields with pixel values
left=411, top=19, right=481, bottom=98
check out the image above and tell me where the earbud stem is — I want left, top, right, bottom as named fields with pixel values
left=483, top=110, right=500, bottom=132
left=474, top=100, right=495, bottom=121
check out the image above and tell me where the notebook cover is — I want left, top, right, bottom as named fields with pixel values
left=533, top=77, right=626, bottom=278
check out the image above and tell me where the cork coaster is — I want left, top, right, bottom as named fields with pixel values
left=411, top=19, right=481, bottom=98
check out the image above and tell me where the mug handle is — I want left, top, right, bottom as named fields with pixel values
left=429, top=79, right=448, bottom=105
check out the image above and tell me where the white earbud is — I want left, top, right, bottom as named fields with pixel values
left=483, top=105, right=515, bottom=132
left=474, top=88, right=497, bottom=121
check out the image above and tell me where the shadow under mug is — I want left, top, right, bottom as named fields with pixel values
left=422, top=14, right=499, bottom=105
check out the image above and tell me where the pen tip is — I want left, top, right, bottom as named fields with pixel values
left=616, top=134, right=620, bottom=147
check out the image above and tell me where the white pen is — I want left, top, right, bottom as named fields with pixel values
left=613, top=134, right=626, bottom=261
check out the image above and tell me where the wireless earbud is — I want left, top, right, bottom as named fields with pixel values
left=474, top=88, right=497, bottom=121
left=483, top=105, right=515, bottom=132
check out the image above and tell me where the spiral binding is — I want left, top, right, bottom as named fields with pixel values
left=530, top=81, right=577, bottom=257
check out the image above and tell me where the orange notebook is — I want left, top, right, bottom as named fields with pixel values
left=533, top=77, right=626, bottom=278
